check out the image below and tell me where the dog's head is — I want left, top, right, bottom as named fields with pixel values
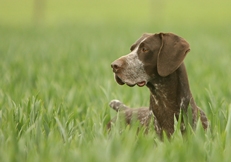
left=111, top=33, right=190, bottom=87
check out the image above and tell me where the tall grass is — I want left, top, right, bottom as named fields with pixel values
left=0, top=0, right=231, bottom=161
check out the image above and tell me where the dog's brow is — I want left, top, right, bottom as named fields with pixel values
left=137, top=37, right=148, bottom=49
left=130, top=44, right=136, bottom=51
left=130, top=37, right=148, bottom=51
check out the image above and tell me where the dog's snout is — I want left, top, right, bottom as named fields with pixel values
left=111, top=63, right=120, bottom=72
left=111, top=59, right=124, bottom=72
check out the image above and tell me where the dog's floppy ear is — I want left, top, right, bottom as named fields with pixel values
left=157, top=33, right=190, bottom=77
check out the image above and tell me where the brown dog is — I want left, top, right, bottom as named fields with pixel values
left=109, top=32, right=208, bottom=137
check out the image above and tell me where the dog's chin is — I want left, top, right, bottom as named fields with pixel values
left=114, top=75, right=146, bottom=87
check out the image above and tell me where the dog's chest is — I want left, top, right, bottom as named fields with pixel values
left=149, top=83, right=177, bottom=133
left=149, top=81, right=180, bottom=119
left=150, top=83, right=169, bottom=108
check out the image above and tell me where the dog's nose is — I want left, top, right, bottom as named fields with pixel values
left=111, top=59, right=123, bottom=72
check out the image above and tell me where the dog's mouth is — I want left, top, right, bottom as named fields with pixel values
left=114, top=75, right=146, bottom=87
left=114, top=75, right=125, bottom=85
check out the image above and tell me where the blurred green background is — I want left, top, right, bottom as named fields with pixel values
left=0, top=0, right=231, bottom=162
left=0, top=0, right=230, bottom=104
left=1, top=0, right=231, bottom=27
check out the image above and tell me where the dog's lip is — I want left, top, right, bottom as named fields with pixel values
left=114, top=75, right=146, bottom=87
left=115, top=75, right=125, bottom=85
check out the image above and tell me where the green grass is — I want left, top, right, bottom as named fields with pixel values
left=0, top=0, right=231, bottom=161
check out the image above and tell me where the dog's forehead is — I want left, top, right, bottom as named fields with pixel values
left=130, top=33, right=154, bottom=51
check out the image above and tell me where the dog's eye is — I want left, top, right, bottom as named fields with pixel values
left=141, top=47, right=148, bottom=53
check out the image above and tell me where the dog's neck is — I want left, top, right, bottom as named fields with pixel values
left=146, top=63, right=191, bottom=135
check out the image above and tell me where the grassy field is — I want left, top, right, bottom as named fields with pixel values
left=0, top=0, right=231, bottom=161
